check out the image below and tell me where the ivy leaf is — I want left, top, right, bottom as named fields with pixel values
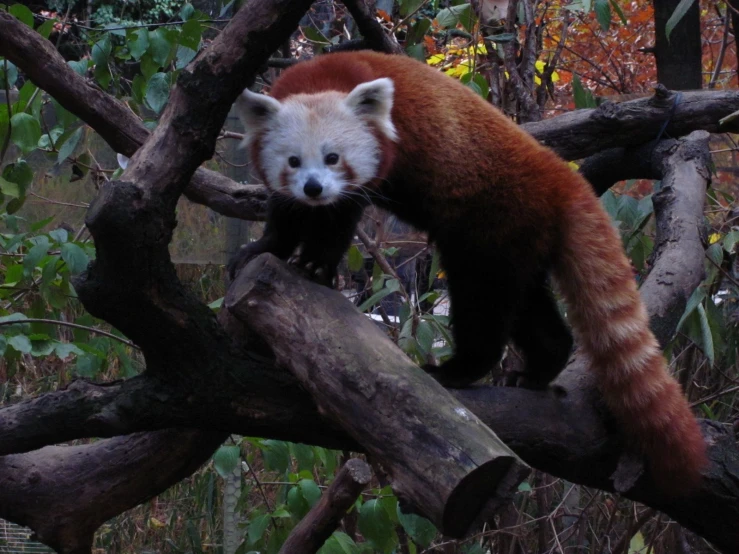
left=148, top=29, right=173, bottom=67
left=10, top=113, right=42, bottom=154
left=0, top=61, right=19, bottom=88
left=145, top=73, right=170, bottom=114
left=91, top=35, right=112, bottom=68
left=128, top=29, right=149, bottom=61
left=60, top=243, right=90, bottom=275
left=180, top=19, right=202, bottom=51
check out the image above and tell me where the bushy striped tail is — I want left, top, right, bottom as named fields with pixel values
left=553, top=185, right=708, bottom=494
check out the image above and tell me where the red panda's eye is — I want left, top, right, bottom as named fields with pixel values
left=325, top=153, right=339, bottom=165
left=288, top=156, right=301, bottom=168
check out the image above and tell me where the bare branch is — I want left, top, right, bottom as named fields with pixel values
left=278, top=458, right=372, bottom=554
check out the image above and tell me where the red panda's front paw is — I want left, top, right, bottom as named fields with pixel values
left=288, top=257, right=337, bottom=288
left=228, top=241, right=269, bottom=280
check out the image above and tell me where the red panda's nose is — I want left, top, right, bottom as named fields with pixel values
left=304, top=178, right=323, bottom=198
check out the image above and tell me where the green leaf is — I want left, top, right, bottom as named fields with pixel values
left=290, top=442, right=315, bottom=470
left=57, top=127, right=83, bottom=164
left=23, top=240, right=50, bottom=274
left=317, top=532, right=359, bottom=554
left=180, top=2, right=195, bottom=20
left=10, top=113, right=42, bottom=153
left=213, top=444, right=241, bottom=477
left=723, top=230, right=739, bottom=253
left=594, top=0, right=611, bottom=31
left=0, top=175, right=19, bottom=197
left=91, top=35, right=112, bottom=68
left=60, top=243, right=90, bottom=275
left=399, top=0, right=425, bottom=17
left=696, top=303, right=715, bottom=366
left=7, top=333, right=32, bottom=354
left=76, top=352, right=103, bottom=378
left=68, top=59, right=89, bottom=76
left=608, top=0, right=628, bottom=24
left=628, top=531, right=646, bottom=553
left=358, top=279, right=400, bottom=312
left=517, top=481, right=532, bottom=492
left=3, top=160, right=33, bottom=193
left=37, top=18, right=55, bottom=39
left=9, top=4, right=34, bottom=27
left=0, top=60, right=19, bottom=88
left=128, top=29, right=149, bottom=61
left=287, top=485, right=310, bottom=518
left=175, top=45, right=198, bottom=70
left=397, top=507, right=436, bottom=548
left=50, top=228, right=69, bottom=244
left=31, top=338, right=55, bottom=357
left=247, top=513, right=271, bottom=545
left=0, top=334, right=6, bottom=357
left=298, top=479, right=321, bottom=507
left=260, top=440, right=290, bottom=473
left=677, top=286, right=706, bottom=332
left=358, top=499, right=395, bottom=552
left=145, top=72, right=170, bottom=114
left=436, top=4, right=472, bottom=29
left=148, top=29, right=173, bottom=67
left=54, top=341, right=83, bottom=360
left=348, top=245, right=364, bottom=272
left=665, top=0, right=696, bottom=41
left=572, top=75, right=587, bottom=110
left=180, top=19, right=202, bottom=50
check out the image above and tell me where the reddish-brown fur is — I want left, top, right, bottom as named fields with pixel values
left=257, top=52, right=708, bottom=492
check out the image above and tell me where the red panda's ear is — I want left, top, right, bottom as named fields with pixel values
left=234, top=89, right=282, bottom=146
left=343, top=78, right=398, bottom=142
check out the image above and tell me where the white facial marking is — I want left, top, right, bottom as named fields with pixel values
left=235, top=80, right=397, bottom=206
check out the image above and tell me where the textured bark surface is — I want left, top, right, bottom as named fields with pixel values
left=278, top=458, right=372, bottom=554
left=225, top=256, right=530, bottom=536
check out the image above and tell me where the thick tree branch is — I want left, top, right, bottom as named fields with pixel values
left=225, top=255, right=529, bottom=536
left=521, top=86, right=739, bottom=160
left=0, top=429, right=226, bottom=554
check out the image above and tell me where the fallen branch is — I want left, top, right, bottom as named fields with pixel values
left=278, top=458, right=372, bottom=554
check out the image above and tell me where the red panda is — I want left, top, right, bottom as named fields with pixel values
left=229, top=51, right=708, bottom=493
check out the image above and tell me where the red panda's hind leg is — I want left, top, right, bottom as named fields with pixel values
left=508, top=277, right=573, bottom=389
left=425, top=260, right=518, bottom=388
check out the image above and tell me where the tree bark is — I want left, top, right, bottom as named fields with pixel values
left=225, top=255, right=530, bottom=537
left=278, top=458, right=372, bottom=554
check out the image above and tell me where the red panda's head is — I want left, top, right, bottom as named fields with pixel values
left=235, top=78, right=397, bottom=207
